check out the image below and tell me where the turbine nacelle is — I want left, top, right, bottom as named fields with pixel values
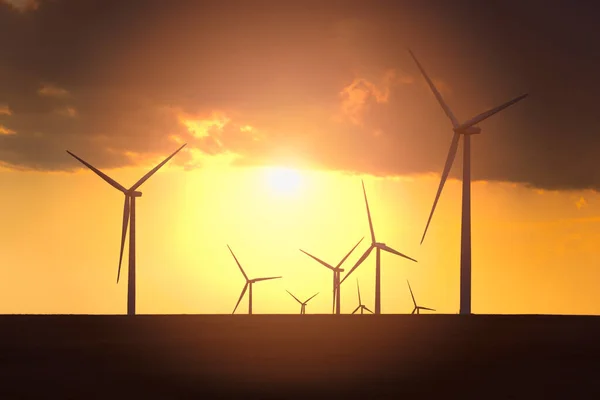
left=127, top=190, right=143, bottom=197
left=455, top=126, right=482, bottom=135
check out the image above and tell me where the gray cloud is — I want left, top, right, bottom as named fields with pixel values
left=0, top=0, right=599, bottom=191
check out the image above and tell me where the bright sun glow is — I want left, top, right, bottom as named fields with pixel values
left=264, top=167, right=303, bottom=196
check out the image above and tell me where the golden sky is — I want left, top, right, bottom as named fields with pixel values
left=0, top=0, right=599, bottom=315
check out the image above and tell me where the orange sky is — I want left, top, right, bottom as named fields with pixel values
left=1, top=1, right=600, bottom=315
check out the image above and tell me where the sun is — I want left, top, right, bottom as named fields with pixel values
left=264, top=167, right=303, bottom=196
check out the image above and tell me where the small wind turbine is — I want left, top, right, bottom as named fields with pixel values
left=228, top=245, right=282, bottom=315
left=408, top=49, right=528, bottom=315
left=286, top=290, right=319, bottom=315
left=66, top=144, right=187, bottom=316
left=339, top=180, right=417, bottom=314
left=300, top=237, right=363, bottom=314
left=407, top=280, right=435, bottom=315
left=352, top=280, right=373, bottom=315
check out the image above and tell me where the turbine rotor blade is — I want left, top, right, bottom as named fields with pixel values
left=421, top=131, right=460, bottom=245
left=457, top=93, right=528, bottom=131
left=334, top=237, right=364, bottom=269
left=407, top=280, right=417, bottom=308
left=129, top=144, right=187, bottom=191
left=305, top=292, right=319, bottom=303
left=254, top=276, right=282, bottom=282
left=300, top=249, right=335, bottom=271
left=352, top=305, right=361, bottom=314
left=232, top=283, right=248, bottom=314
left=412, top=308, right=417, bottom=315
left=357, top=279, right=362, bottom=305
left=116, top=196, right=130, bottom=283
left=376, top=243, right=418, bottom=263
left=66, top=151, right=127, bottom=193
left=362, top=180, right=376, bottom=243
left=227, top=245, right=248, bottom=281
left=408, top=49, right=460, bottom=128
left=420, top=307, right=436, bottom=311
left=286, top=290, right=303, bottom=304
left=339, top=246, right=374, bottom=286
left=364, top=306, right=374, bottom=314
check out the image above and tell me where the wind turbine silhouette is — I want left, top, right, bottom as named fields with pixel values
left=66, top=144, right=187, bottom=316
left=339, top=180, right=417, bottom=314
left=408, top=49, right=528, bottom=315
left=407, top=280, right=435, bottom=314
left=299, top=237, right=363, bottom=314
left=228, top=245, right=282, bottom=315
left=352, top=280, right=373, bottom=315
left=286, top=290, right=319, bottom=315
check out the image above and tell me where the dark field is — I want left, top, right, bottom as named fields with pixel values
left=1, top=314, right=599, bottom=398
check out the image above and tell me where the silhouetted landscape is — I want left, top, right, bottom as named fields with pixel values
left=1, top=314, right=599, bottom=398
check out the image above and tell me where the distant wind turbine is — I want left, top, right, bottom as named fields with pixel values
left=408, top=49, right=528, bottom=315
left=339, top=180, right=417, bottom=314
left=407, top=280, right=435, bottom=315
left=66, top=144, right=187, bottom=316
left=352, top=280, right=373, bottom=315
left=228, top=245, right=282, bottom=315
left=300, top=237, right=363, bottom=314
left=286, top=290, right=319, bottom=315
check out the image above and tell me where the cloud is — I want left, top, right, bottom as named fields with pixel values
left=0, top=1, right=599, bottom=191
left=0, top=125, right=16, bottom=135
left=0, top=104, right=11, bottom=115
left=55, top=106, right=77, bottom=118
left=338, top=69, right=412, bottom=126
left=1, top=0, right=39, bottom=12
left=575, top=197, right=588, bottom=209
left=38, top=84, right=70, bottom=98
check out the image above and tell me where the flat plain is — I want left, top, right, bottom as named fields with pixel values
left=1, top=315, right=599, bottom=398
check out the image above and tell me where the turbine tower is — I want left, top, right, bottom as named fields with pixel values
left=409, top=49, right=528, bottom=315
left=352, top=280, right=373, bottom=315
left=407, top=280, right=435, bottom=314
left=286, top=290, right=319, bottom=315
left=228, top=245, right=282, bottom=314
left=300, top=237, right=363, bottom=314
left=66, top=144, right=187, bottom=316
left=339, top=180, right=417, bottom=314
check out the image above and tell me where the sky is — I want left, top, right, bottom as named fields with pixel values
left=1, top=0, right=600, bottom=315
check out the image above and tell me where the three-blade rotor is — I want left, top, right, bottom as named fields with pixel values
left=66, top=144, right=187, bottom=283
left=408, top=49, right=528, bottom=245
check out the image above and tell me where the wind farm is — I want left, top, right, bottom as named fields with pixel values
left=4, top=0, right=600, bottom=397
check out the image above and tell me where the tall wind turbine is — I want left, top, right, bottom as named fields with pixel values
left=286, top=290, right=319, bottom=315
left=66, top=144, right=187, bottom=316
left=228, top=245, right=282, bottom=315
left=299, top=237, right=363, bottom=314
left=339, top=180, right=418, bottom=314
left=407, top=280, right=435, bottom=315
left=409, top=49, right=528, bottom=315
left=352, top=280, right=373, bottom=315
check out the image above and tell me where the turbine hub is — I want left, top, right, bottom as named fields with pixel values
left=127, top=190, right=143, bottom=197
left=455, top=125, right=481, bottom=135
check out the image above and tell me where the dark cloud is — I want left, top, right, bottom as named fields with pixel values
left=0, top=0, right=599, bottom=190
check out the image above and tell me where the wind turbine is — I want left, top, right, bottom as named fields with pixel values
left=228, top=245, right=282, bottom=315
left=407, top=280, right=435, bottom=315
left=408, top=49, right=528, bottom=315
left=299, top=237, right=363, bottom=314
left=339, top=180, right=418, bottom=314
left=286, top=290, right=319, bottom=315
left=66, top=144, right=187, bottom=316
left=352, top=280, right=373, bottom=315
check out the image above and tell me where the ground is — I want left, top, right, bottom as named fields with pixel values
left=0, top=315, right=598, bottom=398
